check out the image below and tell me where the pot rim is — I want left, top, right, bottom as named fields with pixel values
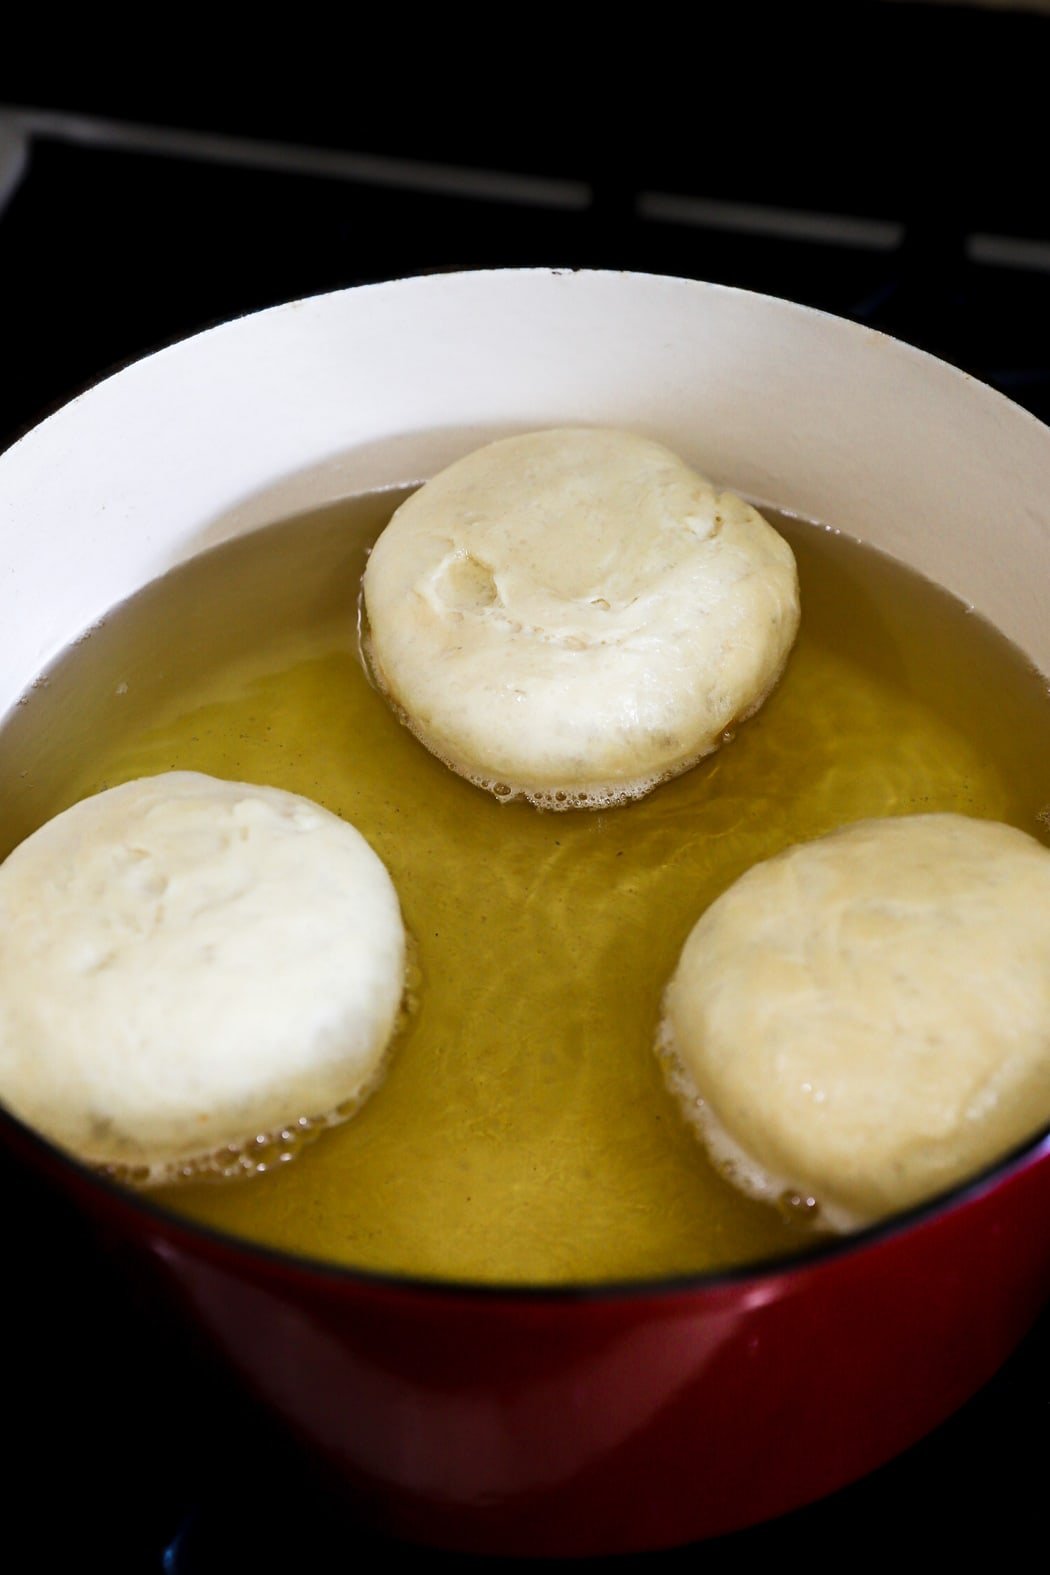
left=5, top=1099, right=1048, bottom=1304
left=2, top=266, right=1049, bottom=1307
left=7, top=264, right=1050, bottom=471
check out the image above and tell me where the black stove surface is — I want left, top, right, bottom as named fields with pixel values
left=2, top=9, right=1048, bottom=1565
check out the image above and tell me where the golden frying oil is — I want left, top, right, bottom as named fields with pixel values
left=1, top=491, right=1048, bottom=1285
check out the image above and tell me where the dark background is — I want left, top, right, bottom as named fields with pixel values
left=2, top=4, right=1048, bottom=1566
left=5, top=3, right=1050, bottom=450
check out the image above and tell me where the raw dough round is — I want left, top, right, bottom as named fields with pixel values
left=363, top=429, right=800, bottom=808
left=660, top=814, right=1050, bottom=1228
left=0, top=772, right=406, bottom=1178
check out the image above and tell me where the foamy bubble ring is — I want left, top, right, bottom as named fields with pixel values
left=0, top=772, right=406, bottom=1181
left=660, top=813, right=1050, bottom=1228
left=363, top=429, right=800, bottom=809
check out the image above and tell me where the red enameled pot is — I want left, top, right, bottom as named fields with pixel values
left=0, top=270, right=1047, bottom=1556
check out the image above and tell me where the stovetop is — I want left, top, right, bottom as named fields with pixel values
left=2, top=11, right=1048, bottom=1565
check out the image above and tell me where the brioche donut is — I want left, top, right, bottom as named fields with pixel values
left=0, top=772, right=406, bottom=1180
left=363, top=429, right=800, bottom=808
left=660, top=814, right=1050, bottom=1228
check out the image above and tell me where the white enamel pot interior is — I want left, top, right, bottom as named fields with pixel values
left=1, top=269, right=1048, bottom=703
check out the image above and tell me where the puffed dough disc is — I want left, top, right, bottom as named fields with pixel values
left=661, top=814, right=1050, bottom=1228
left=0, top=772, right=406, bottom=1179
left=363, top=429, right=800, bottom=808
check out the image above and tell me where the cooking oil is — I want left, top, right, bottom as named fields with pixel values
left=1, top=491, right=1046, bottom=1284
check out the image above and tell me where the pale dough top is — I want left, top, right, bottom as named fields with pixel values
left=363, top=429, right=800, bottom=807
left=663, top=814, right=1050, bottom=1226
left=0, top=772, right=406, bottom=1176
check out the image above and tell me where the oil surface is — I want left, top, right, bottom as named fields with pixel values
left=1, top=491, right=1048, bottom=1285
